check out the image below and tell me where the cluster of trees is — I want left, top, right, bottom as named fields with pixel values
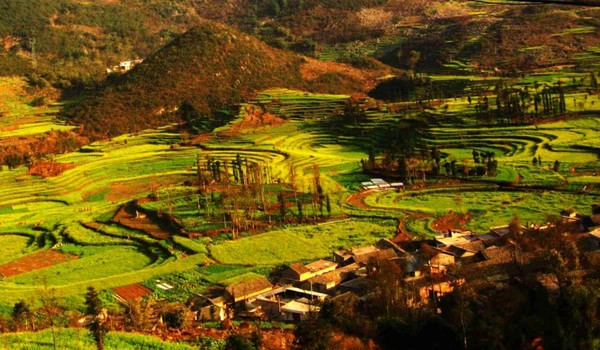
left=191, top=152, right=332, bottom=238
left=473, top=80, right=569, bottom=125
left=361, top=146, right=498, bottom=182
left=369, top=74, right=470, bottom=102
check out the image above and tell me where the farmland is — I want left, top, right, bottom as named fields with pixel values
left=0, top=68, right=599, bottom=310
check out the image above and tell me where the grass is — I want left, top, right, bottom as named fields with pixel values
left=363, top=187, right=597, bottom=233
left=4, top=246, right=153, bottom=286
left=0, top=234, right=32, bottom=264
left=209, top=220, right=393, bottom=265
left=0, top=328, right=195, bottom=350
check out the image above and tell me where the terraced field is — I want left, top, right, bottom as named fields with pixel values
left=0, top=88, right=381, bottom=306
left=0, top=78, right=598, bottom=307
left=0, top=77, right=74, bottom=140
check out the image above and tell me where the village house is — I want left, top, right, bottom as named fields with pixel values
left=425, top=248, right=456, bottom=275
left=334, top=245, right=398, bottom=266
left=281, top=259, right=338, bottom=282
left=106, top=58, right=144, bottom=73
left=112, top=283, right=153, bottom=304
left=225, top=276, right=273, bottom=303
left=374, top=238, right=409, bottom=256
left=353, top=248, right=398, bottom=266
left=252, top=286, right=328, bottom=321
left=445, top=240, right=486, bottom=264
left=189, top=295, right=227, bottom=322
left=334, top=245, right=379, bottom=265
left=299, top=263, right=361, bottom=293
left=434, top=230, right=476, bottom=248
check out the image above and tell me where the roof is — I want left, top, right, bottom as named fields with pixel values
left=446, top=245, right=477, bottom=258
left=353, top=248, right=398, bottom=265
left=375, top=238, right=409, bottom=256
left=226, top=277, right=273, bottom=302
left=189, top=295, right=225, bottom=311
left=112, top=283, right=152, bottom=303
left=281, top=300, right=318, bottom=314
left=452, top=240, right=487, bottom=253
left=370, top=178, right=388, bottom=185
left=476, top=234, right=499, bottom=242
left=305, top=260, right=337, bottom=273
left=351, top=245, right=379, bottom=256
left=288, top=262, right=309, bottom=275
left=256, top=286, right=329, bottom=301
left=489, top=225, right=525, bottom=236
left=455, top=260, right=522, bottom=281
left=306, top=263, right=360, bottom=286
left=435, top=234, right=471, bottom=247
left=589, top=228, right=600, bottom=240
left=481, top=246, right=515, bottom=263
left=339, top=277, right=369, bottom=291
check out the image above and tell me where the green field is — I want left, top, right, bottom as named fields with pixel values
left=364, top=188, right=597, bottom=234
left=209, top=220, right=392, bottom=265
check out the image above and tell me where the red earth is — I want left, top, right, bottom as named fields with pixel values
left=0, top=250, right=78, bottom=278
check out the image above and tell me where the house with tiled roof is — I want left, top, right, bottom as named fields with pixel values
left=225, top=276, right=273, bottom=303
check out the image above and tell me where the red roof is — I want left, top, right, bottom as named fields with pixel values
left=113, top=284, right=152, bottom=302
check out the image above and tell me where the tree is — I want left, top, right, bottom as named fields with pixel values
left=590, top=71, right=598, bottom=91
left=487, top=159, right=498, bottom=177
left=225, top=334, right=256, bottom=350
left=278, top=192, right=286, bottom=221
left=293, top=314, right=332, bottom=350
left=553, top=160, right=560, bottom=172
left=343, top=98, right=367, bottom=127
left=12, top=300, right=31, bottom=331
left=297, top=200, right=304, bottom=221
left=124, top=297, right=156, bottom=331
left=472, top=149, right=480, bottom=164
left=84, top=287, right=107, bottom=350
left=161, top=305, right=187, bottom=329
left=36, top=279, right=67, bottom=350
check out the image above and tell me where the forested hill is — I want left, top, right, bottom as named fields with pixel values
left=61, top=21, right=301, bottom=138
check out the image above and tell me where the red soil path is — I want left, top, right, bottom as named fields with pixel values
left=0, top=250, right=78, bottom=278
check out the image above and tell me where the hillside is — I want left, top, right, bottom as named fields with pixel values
left=63, top=20, right=390, bottom=139
left=0, top=0, right=200, bottom=88
left=3, top=0, right=600, bottom=90
left=383, top=3, right=600, bottom=73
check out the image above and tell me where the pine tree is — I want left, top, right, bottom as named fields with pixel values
left=85, top=287, right=107, bottom=350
